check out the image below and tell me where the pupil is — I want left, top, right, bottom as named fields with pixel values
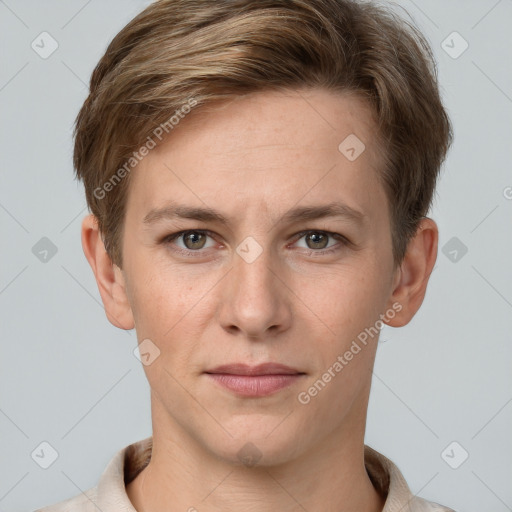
left=308, top=232, right=327, bottom=249
left=185, top=232, right=205, bottom=249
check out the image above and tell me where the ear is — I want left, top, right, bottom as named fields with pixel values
left=384, top=217, right=438, bottom=327
left=81, top=214, right=135, bottom=330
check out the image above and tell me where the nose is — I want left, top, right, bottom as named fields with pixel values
left=217, top=244, right=292, bottom=340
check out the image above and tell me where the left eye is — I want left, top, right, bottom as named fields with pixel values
left=294, top=230, right=341, bottom=251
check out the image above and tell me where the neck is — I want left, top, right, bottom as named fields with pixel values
left=127, top=401, right=385, bottom=512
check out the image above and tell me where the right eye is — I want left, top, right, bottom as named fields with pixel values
left=161, top=230, right=219, bottom=256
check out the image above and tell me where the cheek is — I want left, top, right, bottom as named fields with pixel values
left=126, top=259, right=217, bottom=370
left=298, top=270, right=382, bottom=409
left=309, top=263, right=386, bottom=336
left=125, top=250, right=195, bottom=329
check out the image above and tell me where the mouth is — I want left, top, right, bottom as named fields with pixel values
left=204, top=363, right=306, bottom=397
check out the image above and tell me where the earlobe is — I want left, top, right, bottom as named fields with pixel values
left=81, top=214, right=135, bottom=330
left=384, top=218, right=438, bottom=328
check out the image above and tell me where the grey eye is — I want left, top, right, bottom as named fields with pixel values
left=305, top=232, right=329, bottom=249
left=181, top=231, right=208, bottom=250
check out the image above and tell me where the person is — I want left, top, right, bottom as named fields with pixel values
left=37, top=0, right=455, bottom=510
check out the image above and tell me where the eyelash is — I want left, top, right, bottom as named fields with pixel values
left=161, top=229, right=349, bottom=258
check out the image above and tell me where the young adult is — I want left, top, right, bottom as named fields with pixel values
left=39, top=1, right=454, bottom=510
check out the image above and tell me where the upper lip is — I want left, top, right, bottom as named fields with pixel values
left=205, top=363, right=304, bottom=376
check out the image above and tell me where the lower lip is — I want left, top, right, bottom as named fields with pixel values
left=206, top=373, right=303, bottom=397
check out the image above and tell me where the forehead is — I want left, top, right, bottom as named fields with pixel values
left=159, top=88, right=380, bottom=159
left=126, top=88, right=387, bottom=223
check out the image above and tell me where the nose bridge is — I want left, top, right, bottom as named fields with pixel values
left=219, top=238, right=290, bottom=338
left=234, top=240, right=275, bottom=296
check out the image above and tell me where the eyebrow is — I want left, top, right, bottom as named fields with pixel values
left=142, top=201, right=366, bottom=227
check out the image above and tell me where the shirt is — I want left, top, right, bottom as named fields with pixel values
left=36, top=436, right=455, bottom=511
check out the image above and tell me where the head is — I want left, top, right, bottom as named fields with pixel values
left=78, top=0, right=452, bottom=466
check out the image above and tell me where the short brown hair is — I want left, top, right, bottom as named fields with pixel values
left=73, top=0, right=452, bottom=268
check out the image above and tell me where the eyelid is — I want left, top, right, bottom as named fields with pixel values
left=290, top=229, right=349, bottom=246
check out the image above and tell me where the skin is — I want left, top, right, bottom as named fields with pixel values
left=82, top=87, right=438, bottom=512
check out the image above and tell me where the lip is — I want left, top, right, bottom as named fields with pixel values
left=204, top=363, right=306, bottom=397
left=206, top=363, right=303, bottom=376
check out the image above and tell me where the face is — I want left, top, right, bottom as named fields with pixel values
left=118, top=88, right=400, bottom=465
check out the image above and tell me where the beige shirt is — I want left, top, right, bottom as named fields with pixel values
left=36, top=437, right=454, bottom=512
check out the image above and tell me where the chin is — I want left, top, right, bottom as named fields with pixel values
left=204, top=417, right=310, bottom=468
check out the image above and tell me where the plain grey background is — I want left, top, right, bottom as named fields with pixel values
left=0, top=0, right=511, bottom=511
